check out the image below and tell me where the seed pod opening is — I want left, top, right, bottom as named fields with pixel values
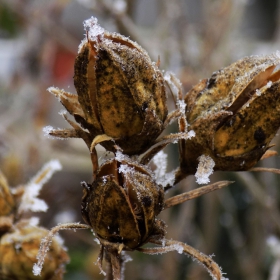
left=180, top=53, right=280, bottom=174
left=81, top=157, right=164, bottom=249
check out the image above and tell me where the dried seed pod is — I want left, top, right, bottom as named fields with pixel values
left=81, top=155, right=164, bottom=249
left=0, top=222, right=69, bottom=280
left=48, top=17, right=168, bottom=155
left=180, top=53, right=280, bottom=174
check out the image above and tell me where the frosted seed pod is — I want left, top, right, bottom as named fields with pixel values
left=47, top=17, right=168, bottom=155
left=0, top=223, right=69, bottom=280
left=179, top=53, right=280, bottom=174
left=81, top=157, right=164, bottom=249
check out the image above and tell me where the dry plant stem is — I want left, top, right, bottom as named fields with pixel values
left=164, top=180, right=233, bottom=209
left=250, top=167, right=280, bottom=174
left=140, top=132, right=191, bottom=165
left=35, top=223, right=91, bottom=273
left=139, top=238, right=223, bottom=280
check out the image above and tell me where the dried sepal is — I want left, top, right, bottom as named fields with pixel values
left=179, top=53, right=280, bottom=174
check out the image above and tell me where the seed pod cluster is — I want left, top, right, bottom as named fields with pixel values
left=41, top=16, right=280, bottom=280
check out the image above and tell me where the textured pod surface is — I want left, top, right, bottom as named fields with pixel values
left=81, top=157, right=164, bottom=249
left=50, top=17, right=168, bottom=155
left=0, top=171, right=14, bottom=217
left=180, top=53, right=280, bottom=174
left=0, top=224, right=69, bottom=280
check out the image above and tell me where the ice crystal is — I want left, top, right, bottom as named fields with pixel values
left=195, top=155, right=215, bottom=184
left=83, top=17, right=104, bottom=41
left=266, top=80, right=273, bottom=88
left=152, top=151, right=168, bottom=180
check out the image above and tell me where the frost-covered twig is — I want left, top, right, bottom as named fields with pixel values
left=33, top=223, right=91, bottom=276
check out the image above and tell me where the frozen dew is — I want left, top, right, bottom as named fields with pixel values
left=195, top=155, right=215, bottom=185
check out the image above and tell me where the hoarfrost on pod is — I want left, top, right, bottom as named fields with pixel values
left=195, top=155, right=215, bottom=185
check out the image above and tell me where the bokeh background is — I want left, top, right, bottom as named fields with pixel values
left=1, top=0, right=280, bottom=279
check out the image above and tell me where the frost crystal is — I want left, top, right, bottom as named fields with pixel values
left=83, top=17, right=104, bottom=41
left=266, top=80, right=273, bottom=88
left=18, top=160, right=62, bottom=213
left=152, top=151, right=168, bottom=180
left=177, top=99, right=186, bottom=115
left=195, top=155, right=215, bottom=184
left=42, top=125, right=55, bottom=137
left=119, top=164, right=134, bottom=175
left=32, top=263, right=41, bottom=276
left=255, top=89, right=261, bottom=96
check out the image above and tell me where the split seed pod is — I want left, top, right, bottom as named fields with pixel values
left=81, top=154, right=164, bottom=249
left=180, top=53, right=280, bottom=174
left=0, top=223, right=69, bottom=280
left=48, top=17, right=168, bottom=155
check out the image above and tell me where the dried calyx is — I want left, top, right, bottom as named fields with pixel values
left=46, top=17, right=168, bottom=155
left=179, top=53, right=280, bottom=174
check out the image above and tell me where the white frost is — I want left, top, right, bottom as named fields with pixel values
left=118, top=164, right=134, bottom=175
left=195, top=155, right=215, bottom=185
left=42, top=125, right=55, bottom=137
left=255, top=89, right=261, bottom=96
left=266, top=80, right=273, bottom=88
left=32, top=263, right=42, bottom=276
left=152, top=151, right=168, bottom=180
left=18, top=160, right=62, bottom=213
left=83, top=17, right=104, bottom=41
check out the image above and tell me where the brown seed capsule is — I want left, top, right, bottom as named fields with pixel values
left=48, top=17, right=168, bottom=155
left=179, top=53, right=280, bottom=174
left=0, top=222, right=69, bottom=280
left=81, top=154, right=164, bottom=249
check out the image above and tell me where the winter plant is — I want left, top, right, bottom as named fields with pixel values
left=2, top=15, right=280, bottom=280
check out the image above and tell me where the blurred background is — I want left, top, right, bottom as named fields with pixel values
left=1, top=0, right=280, bottom=279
